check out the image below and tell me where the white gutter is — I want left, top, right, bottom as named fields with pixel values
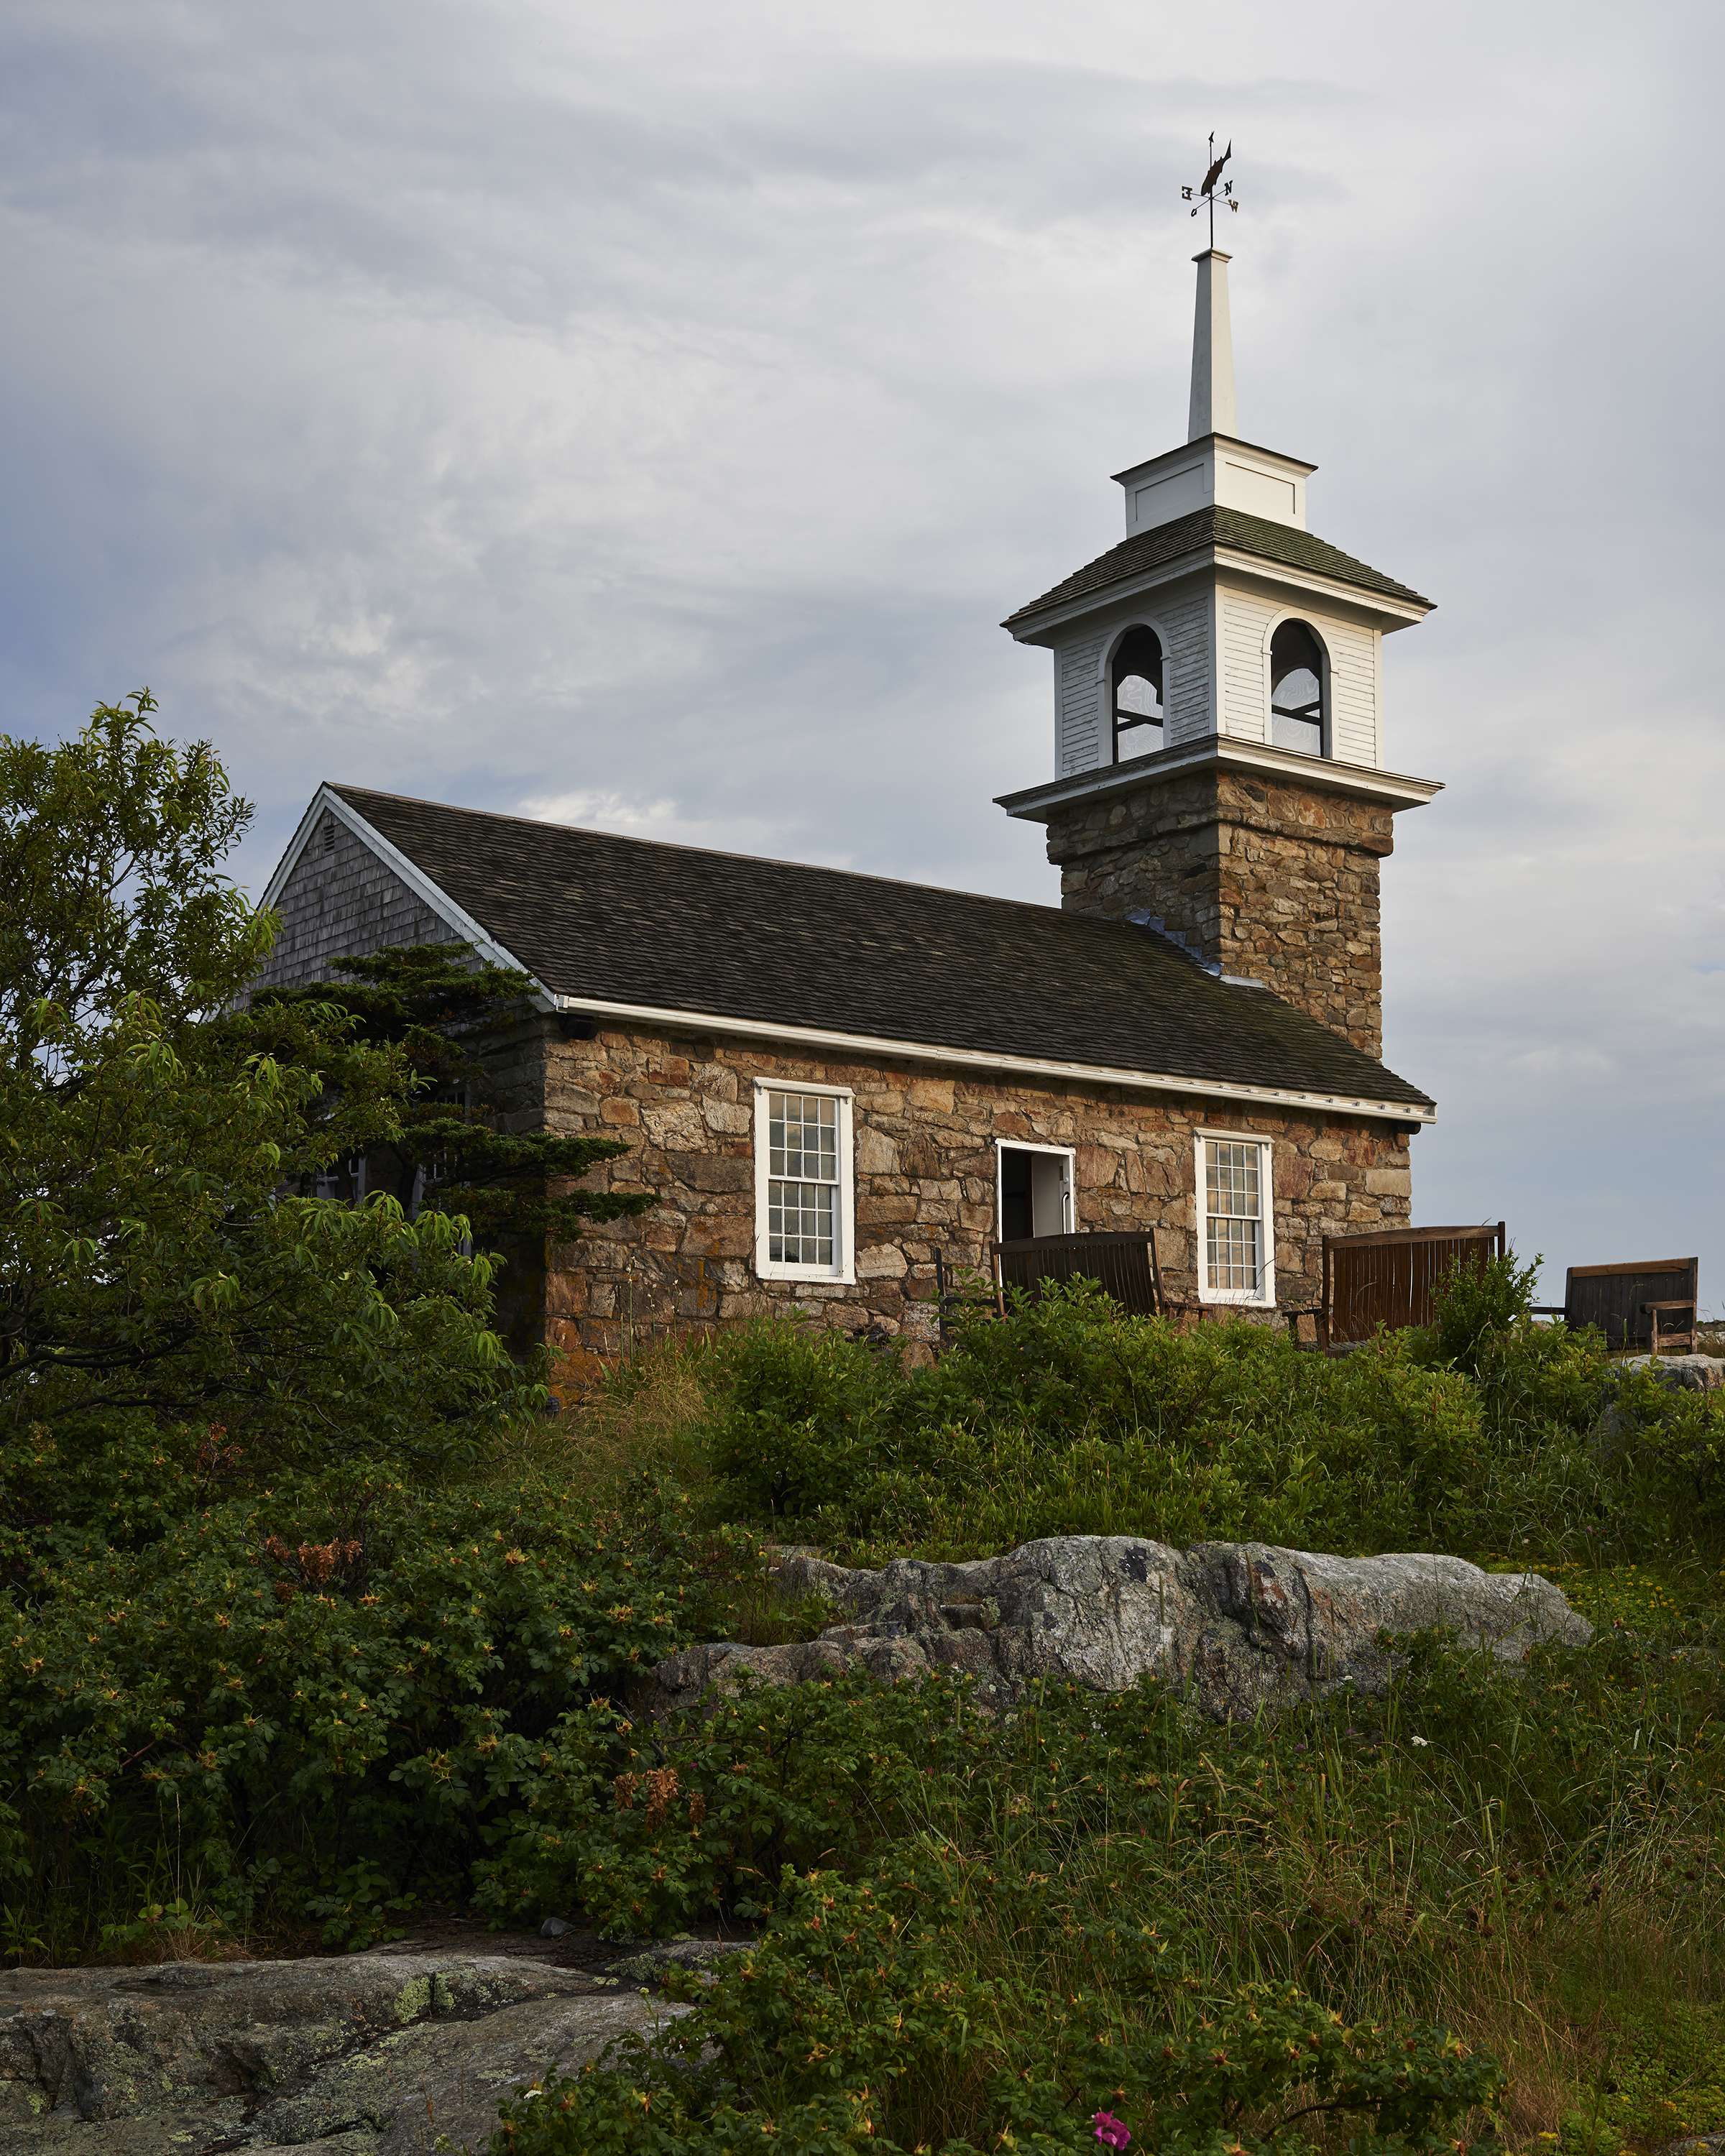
left=548, top=990, right=1435, bottom=1127
left=264, top=787, right=1434, bottom=1128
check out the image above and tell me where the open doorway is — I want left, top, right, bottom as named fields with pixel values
left=997, top=1143, right=1075, bottom=1242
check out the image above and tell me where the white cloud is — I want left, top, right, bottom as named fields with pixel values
left=1, top=0, right=1721, bottom=1300
left=518, top=786, right=850, bottom=867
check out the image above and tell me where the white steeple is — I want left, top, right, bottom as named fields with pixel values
left=1187, top=248, right=1237, bottom=441
left=1110, top=246, right=1311, bottom=536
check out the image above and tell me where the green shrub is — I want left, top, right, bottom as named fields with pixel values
left=699, top=1291, right=1582, bottom=1564
left=495, top=1857, right=1505, bottom=2155
left=481, top=1612, right=1725, bottom=2152
left=689, top=1282, right=1725, bottom=1574
left=1430, top=1249, right=1542, bottom=1376
left=0, top=1472, right=697, bottom=1954
left=475, top=1664, right=994, bottom=1937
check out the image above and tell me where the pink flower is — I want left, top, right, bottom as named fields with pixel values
left=1093, top=2113, right=1132, bottom=2150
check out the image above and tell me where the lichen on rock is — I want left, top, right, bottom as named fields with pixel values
left=652, top=1537, right=1591, bottom=1722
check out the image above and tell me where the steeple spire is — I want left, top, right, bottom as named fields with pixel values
left=1188, top=248, right=1237, bottom=441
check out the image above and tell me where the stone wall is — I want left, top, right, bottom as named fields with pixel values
left=1041, top=765, right=1393, bottom=1059
left=533, top=1020, right=1414, bottom=1383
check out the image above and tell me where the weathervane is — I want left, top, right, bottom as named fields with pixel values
left=1181, top=133, right=1238, bottom=247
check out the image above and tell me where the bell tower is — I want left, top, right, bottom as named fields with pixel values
left=997, top=244, right=1440, bottom=1062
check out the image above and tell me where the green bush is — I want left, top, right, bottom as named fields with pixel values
left=487, top=1616, right=1725, bottom=2152
left=495, top=1856, right=1505, bottom=2155
left=1430, top=1249, right=1542, bottom=1376
left=697, top=1287, right=1629, bottom=1565
left=0, top=1471, right=696, bottom=1953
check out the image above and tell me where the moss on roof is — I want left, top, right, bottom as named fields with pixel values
left=1003, top=505, right=1433, bottom=626
left=331, top=785, right=1435, bottom=1114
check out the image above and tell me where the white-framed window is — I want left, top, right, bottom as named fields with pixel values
left=1268, top=618, right=1330, bottom=759
left=995, top=1140, right=1075, bottom=1243
left=1110, top=625, right=1165, bottom=763
left=754, top=1082, right=855, bottom=1284
left=1194, top=1131, right=1276, bottom=1307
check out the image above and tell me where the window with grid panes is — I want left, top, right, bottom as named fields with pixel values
left=767, top=1091, right=840, bottom=1267
left=1203, top=1138, right=1264, bottom=1295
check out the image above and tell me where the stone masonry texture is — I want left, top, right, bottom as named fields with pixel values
left=251, top=811, right=1418, bottom=1381
left=526, top=1020, right=1414, bottom=1385
left=1041, top=765, right=1393, bottom=1059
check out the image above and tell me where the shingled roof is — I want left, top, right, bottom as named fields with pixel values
left=330, top=786, right=1433, bottom=1115
left=1003, top=505, right=1433, bottom=626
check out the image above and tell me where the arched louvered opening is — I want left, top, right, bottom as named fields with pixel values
left=1269, top=619, right=1327, bottom=757
left=1112, top=627, right=1164, bottom=763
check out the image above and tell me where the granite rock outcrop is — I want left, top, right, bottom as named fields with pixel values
left=0, top=1950, right=685, bottom=2155
left=653, top=1537, right=1591, bottom=1721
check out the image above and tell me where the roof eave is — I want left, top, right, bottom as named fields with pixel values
left=996, top=739, right=1443, bottom=820
left=546, top=989, right=1435, bottom=1127
left=1003, top=543, right=1434, bottom=642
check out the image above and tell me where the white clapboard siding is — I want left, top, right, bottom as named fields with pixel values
left=1220, top=588, right=1276, bottom=743
left=1056, top=629, right=1108, bottom=774
left=1052, top=588, right=1215, bottom=773
left=1159, top=589, right=1213, bottom=749
left=1323, top=616, right=1380, bottom=767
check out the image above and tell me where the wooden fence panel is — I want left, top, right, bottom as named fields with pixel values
left=1325, top=1222, right=1504, bottom=1345
left=1565, top=1259, right=1698, bottom=1351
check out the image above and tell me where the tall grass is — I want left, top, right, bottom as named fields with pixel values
left=484, top=1296, right=1725, bottom=2153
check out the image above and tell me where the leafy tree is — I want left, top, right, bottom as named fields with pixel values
left=0, top=696, right=536, bottom=1526
left=0, top=690, right=262, bottom=1074
left=256, top=941, right=651, bottom=1253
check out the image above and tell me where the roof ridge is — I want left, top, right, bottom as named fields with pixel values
left=330, top=782, right=1149, bottom=930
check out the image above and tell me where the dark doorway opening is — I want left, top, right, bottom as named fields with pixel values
left=1000, top=1148, right=1034, bottom=1243
left=998, top=1147, right=1072, bottom=1242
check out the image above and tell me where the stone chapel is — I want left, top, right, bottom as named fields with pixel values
left=252, top=245, right=1442, bottom=1378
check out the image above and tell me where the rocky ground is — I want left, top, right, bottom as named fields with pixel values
left=1, top=1536, right=1598, bottom=2153
left=654, top=1536, right=1593, bottom=1720
left=0, top=1933, right=738, bottom=2155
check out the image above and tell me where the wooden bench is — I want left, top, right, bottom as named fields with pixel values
left=1289, top=1221, right=1506, bottom=1349
left=934, top=1230, right=1177, bottom=1338
left=1532, top=1258, right=1698, bottom=1353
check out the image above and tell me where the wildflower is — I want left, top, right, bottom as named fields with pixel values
left=1093, top=2112, right=1132, bottom=2150
left=1410, top=1735, right=1430, bottom=1747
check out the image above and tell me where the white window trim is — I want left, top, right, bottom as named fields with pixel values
left=1261, top=612, right=1333, bottom=763
left=995, top=1139, right=1077, bottom=1240
left=1193, top=1128, right=1276, bottom=1308
left=1096, top=617, right=1175, bottom=770
left=753, top=1080, right=856, bottom=1285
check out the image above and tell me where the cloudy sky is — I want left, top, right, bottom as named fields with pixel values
left=3, top=0, right=1720, bottom=1304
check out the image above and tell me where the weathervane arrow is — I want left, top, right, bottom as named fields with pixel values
left=1180, top=131, right=1240, bottom=247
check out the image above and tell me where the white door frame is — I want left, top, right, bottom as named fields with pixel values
left=995, top=1139, right=1076, bottom=1239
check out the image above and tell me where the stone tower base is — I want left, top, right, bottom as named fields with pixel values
left=1041, top=762, right=1395, bottom=1060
